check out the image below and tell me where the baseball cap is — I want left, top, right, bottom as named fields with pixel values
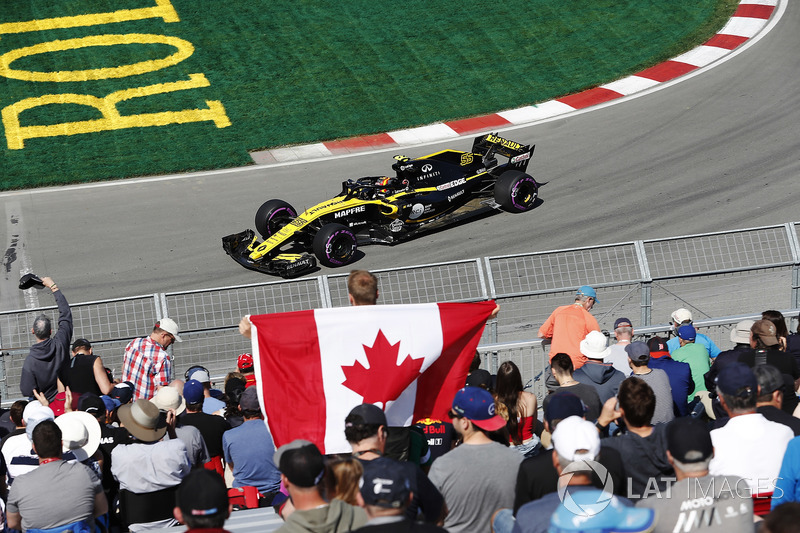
left=666, top=417, right=712, bottom=463
left=753, top=364, right=784, bottom=396
left=550, top=491, right=655, bottom=533
left=156, top=317, right=182, bottom=342
left=677, top=324, right=696, bottom=341
left=576, top=285, right=599, bottom=302
left=110, top=382, right=134, bottom=404
left=183, top=379, right=205, bottom=405
left=716, top=362, right=757, bottom=398
left=23, top=402, right=55, bottom=440
left=544, top=391, right=587, bottom=426
left=751, top=319, right=779, bottom=346
left=646, top=336, right=668, bottom=353
left=187, top=369, right=210, bottom=384
left=346, top=403, right=387, bottom=427
left=177, top=469, right=229, bottom=519
left=450, top=386, right=505, bottom=431
left=101, top=395, right=121, bottom=413
left=613, top=317, right=632, bottom=329
left=237, top=353, right=254, bottom=371
left=552, top=416, right=600, bottom=463
left=78, top=393, right=106, bottom=416
left=579, top=330, right=611, bottom=360
left=239, top=386, right=260, bottom=411
left=730, top=319, right=755, bottom=344
left=624, top=341, right=650, bottom=363
left=671, top=308, right=693, bottom=324
left=465, top=369, right=492, bottom=389
left=360, top=459, right=411, bottom=508
left=275, top=440, right=325, bottom=487
left=72, top=338, right=92, bottom=352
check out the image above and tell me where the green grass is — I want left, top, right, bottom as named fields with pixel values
left=0, top=0, right=739, bottom=190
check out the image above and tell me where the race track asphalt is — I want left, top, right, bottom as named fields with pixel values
left=0, top=0, right=798, bottom=312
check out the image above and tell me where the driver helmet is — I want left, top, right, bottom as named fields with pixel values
left=376, top=176, right=401, bottom=193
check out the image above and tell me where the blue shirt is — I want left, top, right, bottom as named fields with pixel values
left=648, top=355, right=694, bottom=417
left=667, top=332, right=721, bottom=358
left=223, top=419, right=280, bottom=494
left=773, top=436, right=800, bottom=509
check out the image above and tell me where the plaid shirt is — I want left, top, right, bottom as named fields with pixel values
left=122, top=335, right=172, bottom=400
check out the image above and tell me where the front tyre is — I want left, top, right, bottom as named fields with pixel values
left=255, top=200, right=297, bottom=239
left=312, top=223, right=358, bottom=267
left=494, top=170, right=538, bottom=213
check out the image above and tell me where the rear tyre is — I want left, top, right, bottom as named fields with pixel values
left=312, top=223, right=358, bottom=267
left=494, top=170, right=538, bottom=213
left=255, top=200, right=297, bottom=239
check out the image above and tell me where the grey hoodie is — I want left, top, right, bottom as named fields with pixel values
left=573, top=359, right=625, bottom=403
left=19, top=290, right=72, bottom=401
left=277, top=499, right=367, bottom=533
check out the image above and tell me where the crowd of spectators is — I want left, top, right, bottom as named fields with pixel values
left=5, top=276, right=800, bottom=533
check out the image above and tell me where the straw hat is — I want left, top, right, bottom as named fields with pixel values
left=150, top=386, right=186, bottom=415
left=117, top=400, right=167, bottom=442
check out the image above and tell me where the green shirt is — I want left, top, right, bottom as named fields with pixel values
left=671, top=342, right=711, bottom=400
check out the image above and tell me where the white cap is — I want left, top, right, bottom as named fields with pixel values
left=579, top=330, right=611, bottom=360
left=671, top=308, right=693, bottom=325
left=188, top=369, right=210, bottom=383
left=23, top=402, right=55, bottom=440
left=730, top=319, right=755, bottom=344
left=156, top=317, right=182, bottom=342
left=552, top=416, right=600, bottom=462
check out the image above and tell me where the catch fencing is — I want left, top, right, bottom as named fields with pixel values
left=1, top=221, right=798, bottom=404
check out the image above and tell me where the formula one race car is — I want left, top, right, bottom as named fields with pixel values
left=223, top=133, right=541, bottom=277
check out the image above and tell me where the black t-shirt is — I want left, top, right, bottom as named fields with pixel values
left=739, top=349, right=800, bottom=378
left=179, top=411, right=231, bottom=457
left=543, top=383, right=602, bottom=422
left=737, top=349, right=799, bottom=413
left=757, top=405, right=800, bottom=436
left=99, top=424, right=133, bottom=493
left=0, top=409, right=13, bottom=441
left=66, top=354, right=101, bottom=395
left=414, top=419, right=456, bottom=463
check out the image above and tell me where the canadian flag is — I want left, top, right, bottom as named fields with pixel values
left=248, top=301, right=495, bottom=454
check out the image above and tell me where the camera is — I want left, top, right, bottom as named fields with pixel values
left=18, top=273, right=44, bottom=290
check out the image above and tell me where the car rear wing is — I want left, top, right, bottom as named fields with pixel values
left=471, top=133, right=534, bottom=172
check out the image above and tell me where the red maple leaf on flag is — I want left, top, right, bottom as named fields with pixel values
left=341, top=329, right=424, bottom=406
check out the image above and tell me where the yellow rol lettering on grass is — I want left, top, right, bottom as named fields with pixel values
left=2, top=73, right=231, bottom=150
left=0, top=34, right=194, bottom=82
left=0, top=0, right=179, bottom=36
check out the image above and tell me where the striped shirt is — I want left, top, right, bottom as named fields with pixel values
left=121, top=336, right=172, bottom=400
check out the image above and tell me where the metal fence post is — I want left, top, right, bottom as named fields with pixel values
left=634, top=240, right=652, bottom=326
left=319, top=276, right=332, bottom=308
left=0, top=352, right=7, bottom=401
left=786, top=223, right=800, bottom=311
left=482, top=257, right=498, bottom=343
left=640, top=282, right=652, bottom=327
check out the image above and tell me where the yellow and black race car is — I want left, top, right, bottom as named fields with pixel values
left=222, top=133, right=541, bottom=277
